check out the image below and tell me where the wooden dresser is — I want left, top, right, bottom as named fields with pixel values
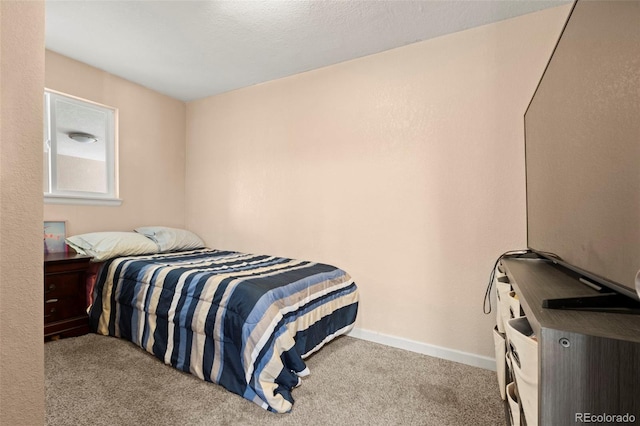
left=498, top=256, right=640, bottom=425
left=44, top=252, right=92, bottom=340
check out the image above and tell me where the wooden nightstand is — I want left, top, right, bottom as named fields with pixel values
left=44, top=252, right=92, bottom=340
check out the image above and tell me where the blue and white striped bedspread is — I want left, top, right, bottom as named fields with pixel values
left=88, top=249, right=359, bottom=413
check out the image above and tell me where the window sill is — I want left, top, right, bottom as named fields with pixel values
left=44, top=194, right=123, bottom=206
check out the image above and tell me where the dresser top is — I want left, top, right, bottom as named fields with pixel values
left=44, top=251, right=92, bottom=264
left=502, top=257, right=640, bottom=343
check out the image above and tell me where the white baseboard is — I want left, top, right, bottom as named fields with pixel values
left=347, top=328, right=496, bottom=371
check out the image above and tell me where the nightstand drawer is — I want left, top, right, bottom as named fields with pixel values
left=44, top=296, right=85, bottom=324
left=44, top=272, right=85, bottom=298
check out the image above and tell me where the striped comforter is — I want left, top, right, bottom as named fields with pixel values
left=88, top=249, right=359, bottom=413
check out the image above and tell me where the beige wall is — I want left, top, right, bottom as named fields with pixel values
left=0, top=1, right=45, bottom=425
left=186, top=6, right=570, bottom=359
left=44, top=51, right=187, bottom=236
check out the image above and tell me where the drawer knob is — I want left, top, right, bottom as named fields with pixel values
left=48, top=283, right=56, bottom=291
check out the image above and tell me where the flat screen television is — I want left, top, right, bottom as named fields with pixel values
left=525, top=0, right=640, bottom=305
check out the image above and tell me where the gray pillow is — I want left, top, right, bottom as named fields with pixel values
left=134, top=226, right=205, bottom=253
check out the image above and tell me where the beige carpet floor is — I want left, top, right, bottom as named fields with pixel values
left=45, top=334, right=504, bottom=425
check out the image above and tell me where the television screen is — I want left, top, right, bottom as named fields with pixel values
left=525, top=0, right=640, bottom=301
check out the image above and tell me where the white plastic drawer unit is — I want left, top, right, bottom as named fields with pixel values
left=506, top=316, right=538, bottom=426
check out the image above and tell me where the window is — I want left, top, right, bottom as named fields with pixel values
left=43, top=89, right=120, bottom=205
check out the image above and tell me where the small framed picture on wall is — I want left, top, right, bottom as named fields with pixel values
left=44, top=221, right=67, bottom=254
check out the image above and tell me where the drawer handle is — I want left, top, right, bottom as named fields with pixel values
left=48, top=283, right=56, bottom=291
left=45, top=308, right=56, bottom=317
left=45, top=298, right=58, bottom=304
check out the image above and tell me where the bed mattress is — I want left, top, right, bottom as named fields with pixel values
left=89, top=248, right=359, bottom=413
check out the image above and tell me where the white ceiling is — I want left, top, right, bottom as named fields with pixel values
left=45, top=0, right=570, bottom=102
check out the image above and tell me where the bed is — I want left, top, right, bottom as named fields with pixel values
left=87, top=247, right=359, bottom=413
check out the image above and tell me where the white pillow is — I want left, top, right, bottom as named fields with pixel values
left=134, top=226, right=205, bottom=253
left=65, top=232, right=159, bottom=261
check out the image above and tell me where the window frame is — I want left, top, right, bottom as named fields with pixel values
left=44, top=89, right=121, bottom=206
